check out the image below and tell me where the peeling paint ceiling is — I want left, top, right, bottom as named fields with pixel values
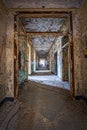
left=24, top=17, right=67, bottom=58
left=2, top=0, right=84, bottom=8
left=25, top=18, right=66, bottom=57
left=31, top=35, right=56, bottom=57
left=22, top=18, right=65, bottom=32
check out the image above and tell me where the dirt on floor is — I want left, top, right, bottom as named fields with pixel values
left=31, top=72, right=53, bottom=76
left=19, top=80, right=87, bottom=130
left=0, top=80, right=87, bottom=130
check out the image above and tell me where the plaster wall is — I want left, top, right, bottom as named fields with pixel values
left=31, top=45, right=37, bottom=73
left=18, top=35, right=27, bottom=84
left=47, top=37, right=63, bottom=79
left=28, top=44, right=31, bottom=75
left=34, top=50, right=36, bottom=71
left=0, top=2, right=14, bottom=100
left=36, top=55, right=39, bottom=70
left=0, top=2, right=7, bottom=101
left=3, top=0, right=83, bottom=9
left=0, top=0, right=87, bottom=101
left=5, top=13, right=14, bottom=97
left=73, top=0, right=87, bottom=97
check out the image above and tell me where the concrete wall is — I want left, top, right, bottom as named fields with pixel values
left=36, top=55, right=39, bottom=70
left=47, top=37, right=63, bottom=80
left=57, top=38, right=62, bottom=79
left=5, top=13, right=14, bottom=97
left=31, top=45, right=34, bottom=73
left=30, top=43, right=37, bottom=73
left=27, top=44, right=31, bottom=75
left=0, top=0, right=87, bottom=101
left=34, top=50, right=36, bottom=72
left=0, top=2, right=7, bottom=101
left=73, top=0, right=87, bottom=97
left=27, top=36, right=37, bottom=74
left=18, top=35, right=27, bottom=84
left=0, top=2, right=14, bottom=100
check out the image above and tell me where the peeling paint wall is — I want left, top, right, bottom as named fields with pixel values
left=57, top=38, right=62, bottom=79
left=62, top=36, right=69, bottom=81
left=31, top=46, right=34, bottom=73
left=62, top=47, right=69, bottom=81
left=0, top=2, right=7, bottom=101
left=18, top=35, right=27, bottom=84
left=27, top=36, right=37, bottom=74
left=0, top=2, right=14, bottom=100
left=0, top=0, right=87, bottom=101
left=47, top=41, right=57, bottom=73
left=27, top=39, right=32, bottom=75
left=36, top=55, right=39, bottom=70
left=48, top=36, right=69, bottom=81
left=73, top=0, right=87, bottom=97
left=5, top=13, right=14, bottom=97
left=47, top=37, right=63, bottom=78
left=31, top=45, right=36, bottom=73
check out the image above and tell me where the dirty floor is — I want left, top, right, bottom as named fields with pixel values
left=0, top=80, right=87, bottom=130
left=28, top=74, right=70, bottom=90
left=19, top=80, right=87, bottom=130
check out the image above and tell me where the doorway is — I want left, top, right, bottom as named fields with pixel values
left=62, top=35, right=70, bottom=83
left=62, top=46, right=69, bottom=81
left=54, top=52, right=57, bottom=75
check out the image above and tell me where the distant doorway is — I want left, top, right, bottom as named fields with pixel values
left=62, top=36, right=69, bottom=82
left=62, top=46, right=69, bottom=81
left=54, top=52, right=57, bottom=75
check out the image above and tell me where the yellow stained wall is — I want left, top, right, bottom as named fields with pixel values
left=0, top=2, right=14, bottom=101
left=73, top=0, right=87, bottom=97
left=0, top=2, right=7, bottom=101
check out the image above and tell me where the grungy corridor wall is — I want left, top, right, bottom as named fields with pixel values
left=18, top=35, right=27, bottom=84
left=47, top=37, right=63, bottom=80
left=0, top=2, right=7, bottom=101
left=0, top=0, right=87, bottom=102
left=5, top=13, right=14, bottom=98
left=0, top=1, right=14, bottom=101
left=31, top=45, right=36, bottom=73
left=73, top=0, right=87, bottom=97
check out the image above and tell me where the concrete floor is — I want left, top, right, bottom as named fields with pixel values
left=0, top=80, right=87, bottom=130
left=19, top=81, right=87, bottom=130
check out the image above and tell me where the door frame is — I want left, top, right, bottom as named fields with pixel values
left=14, top=15, right=18, bottom=100
left=14, top=10, right=75, bottom=96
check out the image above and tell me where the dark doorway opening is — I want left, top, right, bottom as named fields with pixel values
left=54, top=52, right=57, bottom=75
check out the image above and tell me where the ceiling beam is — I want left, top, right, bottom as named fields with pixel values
left=10, top=8, right=77, bottom=13
left=15, top=10, right=72, bottom=18
left=15, top=31, right=68, bottom=36
left=18, top=13, right=68, bottom=18
left=27, top=31, right=68, bottom=36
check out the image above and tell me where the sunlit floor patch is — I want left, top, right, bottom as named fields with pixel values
left=28, top=75, right=70, bottom=90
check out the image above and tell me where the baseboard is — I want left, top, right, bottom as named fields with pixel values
left=0, top=97, right=14, bottom=107
left=75, top=96, right=87, bottom=103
